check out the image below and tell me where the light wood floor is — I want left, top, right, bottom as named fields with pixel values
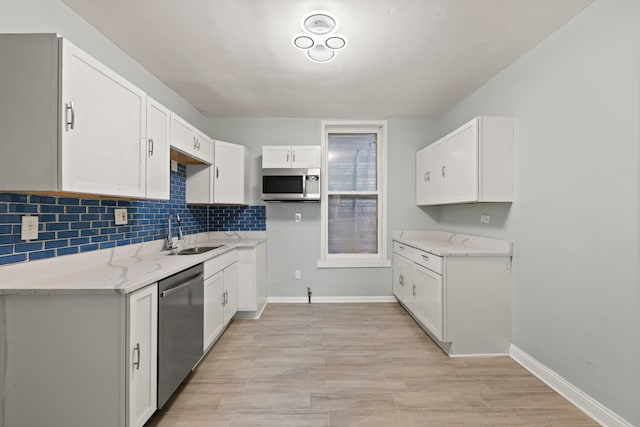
left=146, top=303, right=598, bottom=427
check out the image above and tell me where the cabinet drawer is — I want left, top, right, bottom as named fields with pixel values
left=393, top=242, right=415, bottom=259
left=414, top=250, right=442, bottom=274
left=204, top=250, right=238, bottom=279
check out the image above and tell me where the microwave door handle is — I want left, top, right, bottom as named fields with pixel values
left=302, top=175, right=306, bottom=198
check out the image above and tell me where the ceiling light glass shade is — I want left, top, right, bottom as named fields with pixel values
left=325, top=36, right=346, bottom=50
left=307, top=44, right=335, bottom=62
left=303, top=13, right=336, bottom=35
left=293, top=35, right=314, bottom=49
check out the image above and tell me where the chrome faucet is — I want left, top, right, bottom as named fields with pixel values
left=166, top=212, right=184, bottom=249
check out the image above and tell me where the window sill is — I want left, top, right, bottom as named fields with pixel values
left=316, top=259, right=392, bottom=269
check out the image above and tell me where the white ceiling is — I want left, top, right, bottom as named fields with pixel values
left=61, top=0, right=592, bottom=119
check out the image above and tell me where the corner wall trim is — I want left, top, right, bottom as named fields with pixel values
left=267, top=296, right=397, bottom=304
left=510, top=345, right=632, bottom=427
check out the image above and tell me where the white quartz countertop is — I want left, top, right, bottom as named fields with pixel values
left=393, top=230, right=512, bottom=257
left=0, top=232, right=265, bottom=295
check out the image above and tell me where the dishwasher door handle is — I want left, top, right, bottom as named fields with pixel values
left=160, top=273, right=204, bottom=298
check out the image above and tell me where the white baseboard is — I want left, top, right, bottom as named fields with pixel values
left=267, top=296, right=397, bottom=304
left=510, top=345, right=632, bottom=427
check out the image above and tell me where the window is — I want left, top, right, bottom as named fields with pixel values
left=318, top=121, right=389, bottom=268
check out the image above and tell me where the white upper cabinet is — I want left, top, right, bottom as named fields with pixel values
left=262, top=145, right=321, bottom=168
left=0, top=34, right=148, bottom=198
left=169, top=113, right=213, bottom=165
left=214, top=141, right=249, bottom=205
left=186, top=140, right=248, bottom=205
left=145, top=97, right=170, bottom=200
left=416, top=116, right=513, bottom=205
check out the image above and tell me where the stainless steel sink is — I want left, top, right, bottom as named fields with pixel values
left=171, top=245, right=224, bottom=255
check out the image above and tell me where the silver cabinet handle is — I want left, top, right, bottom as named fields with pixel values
left=286, top=151, right=290, bottom=162
left=216, top=167, right=219, bottom=179
left=148, top=138, right=154, bottom=156
left=442, top=165, right=446, bottom=177
left=133, top=343, right=140, bottom=370
left=399, top=274, right=404, bottom=286
left=293, top=150, right=296, bottom=163
left=65, top=102, right=75, bottom=130
left=225, top=290, right=228, bottom=305
left=193, top=136, right=198, bottom=149
left=413, top=284, right=416, bottom=296
left=160, top=273, right=203, bottom=298
left=424, top=172, right=428, bottom=182
left=426, top=171, right=430, bottom=182
left=422, top=254, right=429, bottom=261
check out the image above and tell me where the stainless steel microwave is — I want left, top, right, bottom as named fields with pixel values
left=262, top=168, right=320, bottom=202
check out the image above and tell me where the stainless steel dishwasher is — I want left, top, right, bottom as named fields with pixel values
left=157, top=263, right=204, bottom=408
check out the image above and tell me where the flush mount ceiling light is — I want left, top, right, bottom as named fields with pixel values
left=292, top=10, right=347, bottom=63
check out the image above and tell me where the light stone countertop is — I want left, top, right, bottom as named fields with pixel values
left=0, top=232, right=265, bottom=295
left=393, top=230, right=512, bottom=257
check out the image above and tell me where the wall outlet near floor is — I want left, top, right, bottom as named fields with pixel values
left=21, top=215, right=39, bottom=240
left=295, top=213, right=301, bottom=222
left=295, top=269, right=301, bottom=279
left=480, top=214, right=491, bottom=224
left=114, top=208, right=128, bottom=225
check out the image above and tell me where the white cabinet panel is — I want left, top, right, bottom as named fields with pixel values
left=203, top=271, right=224, bottom=351
left=214, top=141, right=249, bottom=205
left=127, top=284, right=158, bottom=427
left=262, top=145, right=320, bottom=168
left=413, top=264, right=444, bottom=342
left=0, top=34, right=149, bottom=198
left=170, top=113, right=213, bottom=164
left=415, top=117, right=512, bottom=206
left=146, top=97, right=170, bottom=200
left=236, top=242, right=267, bottom=317
left=223, top=262, right=238, bottom=325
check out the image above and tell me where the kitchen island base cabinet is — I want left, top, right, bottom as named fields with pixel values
left=0, top=283, right=158, bottom=427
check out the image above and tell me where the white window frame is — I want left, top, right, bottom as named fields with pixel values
left=317, top=120, right=390, bottom=268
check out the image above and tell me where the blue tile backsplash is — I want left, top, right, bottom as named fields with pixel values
left=0, top=163, right=265, bottom=265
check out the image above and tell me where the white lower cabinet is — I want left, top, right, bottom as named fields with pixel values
left=393, top=240, right=510, bottom=356
left=0, top=283, right=158, bottom=427
left=236, top=241, right=267, bottom=318
left=127, top=284, right=158, bottom=427
left=203, top=250, right=239, bottom=351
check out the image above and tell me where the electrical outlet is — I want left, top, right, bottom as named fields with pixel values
left=295, top=213, right=301, bottom=222
left=114, top=208, right=128, bottom=225
left=21, top=216, right=39, bottom=240
left=480, top=214, right=491, bottom=224
left=295, top=269, right=301, bottom=279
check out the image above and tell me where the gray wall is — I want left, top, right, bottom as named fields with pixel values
left=0, top=0, right=207, bottom=129
left=207, top=118, right=440, bottom=297
left=434, top=0, right=640, bottom=424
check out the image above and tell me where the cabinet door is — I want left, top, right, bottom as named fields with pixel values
left=413, top=265, right=444, bottom=342
left=128, top=283, right=158, bottom=427
left=291, top=146, right=321, bottom=168
left=170, top=113, right=196, bottom=158
left=203, top=271, right=224, bottom=351
left=262, top=146, right=292, bottom=168
left=214, top=141, right=246, bottom=204
left=443, top=119, right=478, bottom=203
left=416, top=147, right=429, bottom=205
left=223, top=263, right=239, bottom=325
left=401, top=257, right=415, bottom=312
left=195, top=131, right=214, bottom=165
left=60, top=39, right=146, bottom=198
left=428, top=140, right=444, bottom=204
left=393, top=254, right=407, bottom=302
left=146, top=97, right=170, bottom=200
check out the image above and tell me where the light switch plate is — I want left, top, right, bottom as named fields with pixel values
left=480, top=214, right=491, bottom=224
left=114, top=208, right=128, bottom=225
left=21, top=216, right=39, bottom=240
left=171, top=160, right=178, bottom=172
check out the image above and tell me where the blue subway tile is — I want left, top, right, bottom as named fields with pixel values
left=80, top=244, right=99, bottom=253
left=70, top=222, right=91, bottom=230
left=29, top=195, right=56, bottom=204
left=46, top=223, right=69, bottom=231
left=57, top=247, right=78, bottom=256
left=100, top=242, right=116, bottom=249
left=80, top=229, right=99, bottom=237
left=0, top=214, right=22, bottom=224
left=58, top=230, right=79, bottom=238
left=41, top=205, right=65, bottom=213
left=91, top=236, right=108, bottom=243
left=0, top=254, right=26, bottom=265
left=91, top=221, right=110, bottom=228
left=109, top=234, right=124, bottom=241
left=39, top=214, right=57, bottom=223
left=29, top=250, right=56, bottom=261
left=81, top=199, right=100, bottom=206
left=45, top=239, right=68, bottom=249
left=0, top=194, right=27, bottom=203
left=101, top=200, right=117, bottom=206
left=116, top=239, right=130, bottom=246
left=0, top=204, right=6, bottom=213
left=100, top=228, right=117, bottom=235
left=59, top=214, right=80, bottom=222
left=66, top=206, right=86, bottom=214
left=37, top=232, right=56, bottom=240
left=0, top=235, right=22, bottom=244
left=58, top=197, right=80, bottom=205
left=15, top=242, right=43, bottom=253
left=88, top=207, right=105, bottom=214
left=81, top=214, right=100, bottom=221
left=70, top=238, right=90, bottom=246
left=8, top=204, right=38, bottom=213
left=0, top=245, right=12, bottom=255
